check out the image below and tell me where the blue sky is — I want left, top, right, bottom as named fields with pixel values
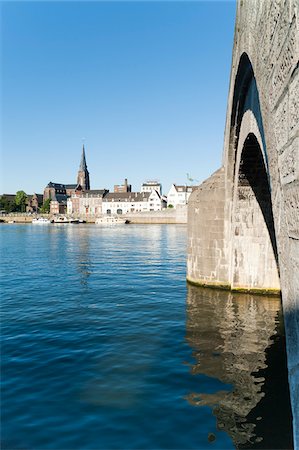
left=1, top=1, right=236, bottom=195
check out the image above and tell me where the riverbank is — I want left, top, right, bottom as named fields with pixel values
left=0, top=205, right=188, bottom=224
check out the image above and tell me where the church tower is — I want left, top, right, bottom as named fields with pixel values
left=77, top=145, right=90, bottom=190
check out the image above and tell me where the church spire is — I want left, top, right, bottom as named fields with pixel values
left=79, top=144, right=87, bottom=171
left=77, top=144, right=90, bottom=190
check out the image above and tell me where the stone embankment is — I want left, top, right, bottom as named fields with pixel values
left=0, top=205, right=187, bottom=224
left=123, top=205, right=187, bottom=224
left=0, top=214, right=47, bottom=223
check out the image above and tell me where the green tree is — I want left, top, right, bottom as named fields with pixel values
left=40, top=198, right=51, bottom=213
left=168, top=204, right=174, bottom=208
left=15, top=191, right=28, bottom=212
left=0, top=196, right=16, bottom=212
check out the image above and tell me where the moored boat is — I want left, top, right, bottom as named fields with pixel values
left=53, top=216, right=70, bottom=224
left=32, top=217, right=51, bottom=224
left=95, top=216, right=129, bottom=225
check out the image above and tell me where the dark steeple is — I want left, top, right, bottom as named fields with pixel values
left=77, top=144, right=90, bottom=190
left=79, top=145, right=87, bottom=171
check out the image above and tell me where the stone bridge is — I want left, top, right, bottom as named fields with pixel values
left=187, top=0, right=299, bottom=445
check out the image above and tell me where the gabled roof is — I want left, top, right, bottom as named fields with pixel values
left=65, top=184, right=78, bottom=189
left=46, top=182, right=66, bottom=190
left=172, top=184, right=195, bottom=193
left=28, top=194, right=42, bottom=201
left=1, top=194, right=16, bottom=201
left=103, top=192, right=151, bottom=202
left=142, top=181, right=161, bottom=186
left=52, top=194, right=68, bottom=203
left=85, top=189, right=105, bottom=194
left=82, top=189, right=109, bottom=197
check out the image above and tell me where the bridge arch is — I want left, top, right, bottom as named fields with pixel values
left=231, top=130, right=280, bottom=292
left=226, top=52, right=280, bottom=292
left=226, top=52, right=267, bottom=186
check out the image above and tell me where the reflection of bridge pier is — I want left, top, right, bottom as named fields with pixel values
left=187, top=1, right=299, bottom=444
left=185, top=285, right=293, bottom=449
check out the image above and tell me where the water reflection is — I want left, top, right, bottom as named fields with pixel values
left=64, top=225, right=92, bottom=287
left=76, top=234, right=92, bottom=287
left=185, top=285, right=293, bottom=449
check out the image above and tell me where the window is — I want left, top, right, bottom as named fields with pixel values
left=117, top=209, right=123, bottom=215
left=107, top=209, right=111, bottom=215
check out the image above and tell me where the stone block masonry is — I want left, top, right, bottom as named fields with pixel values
left=124, top=205, right=187, bottom=224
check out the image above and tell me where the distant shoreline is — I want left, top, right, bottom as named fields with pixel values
left=0, top=209, right=188, bottom=225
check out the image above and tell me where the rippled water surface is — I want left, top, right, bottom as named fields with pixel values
left=1, top=224, right=293, bottom=449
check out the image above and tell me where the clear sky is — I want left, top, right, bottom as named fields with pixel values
left=1, top=0, right=236, bottom=195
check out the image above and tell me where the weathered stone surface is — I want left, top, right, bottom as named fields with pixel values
left=187, top=0, right=299, bottom=445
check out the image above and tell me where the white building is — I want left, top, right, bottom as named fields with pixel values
left=166, top=184, right=195, bottom=208
left=67, top=190, right=108, bottom=216
left=102, top=190, right=165, bottom=215
left=141, top=181, right=162, bottom=196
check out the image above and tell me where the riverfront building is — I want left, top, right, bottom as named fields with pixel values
left=167, top=184, right=194, bottom=208
left=102, top=190, right=165, bottom=215
left=26, top=194, right=44, bottom=212
left=67, top=189, right=109, bottom=216
left=141, top=181, right=162, bottom=196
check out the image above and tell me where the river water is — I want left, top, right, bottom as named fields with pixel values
left=1, top=224, right=293, bottom=449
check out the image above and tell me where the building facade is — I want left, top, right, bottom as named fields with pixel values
left=114, top=178, right=132, bottom=193
left=167, top=184, right=194, bottom=208
left=26, top=194, right=43, bottom=212
left=141, top=181, right=162, bottom=195
left=67, top=189, right=109, bottom=216
left=102, top=190, right=164, bottom=215
left=44, top=182, right=67, bottom=202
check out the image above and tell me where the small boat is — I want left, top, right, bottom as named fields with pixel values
left=53, top=216, right=70, bottom=224
left=32, top=217, right=51, bottom=224
left=95, top=216, right=129, bottom=225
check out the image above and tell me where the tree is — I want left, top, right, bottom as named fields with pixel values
left=15, top=191, right=28, bottom=212
left=0, top=196, right=16, bottom=212
left=168, top=204, right=174, bottom=208
left=40, top=198, right=51, bottom=213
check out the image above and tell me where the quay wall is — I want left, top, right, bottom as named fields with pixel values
left=0, top=206, right=187, bottom=224
left=0, top=214, right=49, bottom=223
left=123, top=205, right=187, bottom=224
